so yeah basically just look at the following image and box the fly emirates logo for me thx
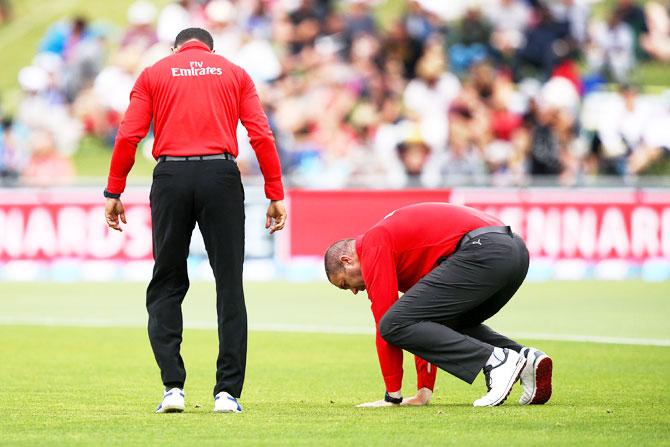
[171,60,222,77]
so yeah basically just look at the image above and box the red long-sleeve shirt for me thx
[355,202,503,392]
[106,40,284,200]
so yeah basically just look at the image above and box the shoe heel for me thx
[531,356,553,405]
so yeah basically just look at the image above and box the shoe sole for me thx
[156,406,184,414]
[488,357,527,407]
[529,355,553,405]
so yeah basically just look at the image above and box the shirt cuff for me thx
[264,179,284,201]
[106,176,127,195]
[383,372,403,393]
[417,370,436,391]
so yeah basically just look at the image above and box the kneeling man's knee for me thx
[379,312,401,343]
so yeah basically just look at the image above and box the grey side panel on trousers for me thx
[378,232,529,384]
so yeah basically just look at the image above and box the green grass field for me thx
[1,280,669,445]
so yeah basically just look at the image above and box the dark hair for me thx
[174,27,214,50]
[72,16,88,34]
[324,239,354,280]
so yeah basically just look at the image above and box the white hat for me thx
[540,77,580,112]
[127,0,157,25]
[32,52,63,74]
[206,0,236,24]
[18,65,49,92]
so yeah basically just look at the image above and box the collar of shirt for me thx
[177,40,211,53]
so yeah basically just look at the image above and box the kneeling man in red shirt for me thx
[325,202,553,407]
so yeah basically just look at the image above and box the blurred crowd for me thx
[1,0,670,188]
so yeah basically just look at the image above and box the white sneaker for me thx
[473,348,526,407]
[214,391,242,413]
[155,388,185,413]
[519,347,553,405]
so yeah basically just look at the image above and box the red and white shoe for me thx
[519,348,553,405]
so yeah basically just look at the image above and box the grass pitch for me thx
[1,280,669,446]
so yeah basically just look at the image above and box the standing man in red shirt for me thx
[104,28,287,414]
[325,202,552,407]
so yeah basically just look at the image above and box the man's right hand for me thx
[356,390,402,408]
[356,399,397,408]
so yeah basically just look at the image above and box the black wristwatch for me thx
[384,391,403,405]
[103,189,121,199]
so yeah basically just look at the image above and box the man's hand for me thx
[356,390,402,408]
[401,387,433,406]
[105,198,126,232]
[356,399,397,408]
[265,199,287,234]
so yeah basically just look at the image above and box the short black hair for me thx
[174,27,214,50]
[324,239,354,280]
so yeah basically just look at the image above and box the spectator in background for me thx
[383,19,422,79]
[343,0,376,51]
[236,31,282,85]
[39,15,105,102]
[289,0,323,55]
[16,65,82,157]
[120,0,158,52]
[206,0,241,57]
[486,0,531,63]
[549,0,590,47]
[403,46,460,153]
[447,7,492,73]
[405,0,438,46]
[640,1,670,62]
[40,16,92,59]
[551,48,584,95]
[75,51,137,143]
[244,0,273,40]
[22,128,75,186]
[0,117,25,185]
[488,76,523,143]
[616,0,648,57]
[629,93,670,174]
[396,129,433,187]
[448,73,492,153]
[593,83,651,175]
[440,123,487,186]
[157,0,198,44]
[32,52,66,106]
[587,10,635,82]
[514,4,570,81]
[520,77,581,184]
[373,96,407,185]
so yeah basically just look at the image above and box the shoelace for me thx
[483,365,492,392]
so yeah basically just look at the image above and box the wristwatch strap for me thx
[103,189,121,199]
[384,391,402,405]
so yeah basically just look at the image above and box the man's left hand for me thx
[401,387,432,406]
[105,198,126,232]
[266,199,287,234]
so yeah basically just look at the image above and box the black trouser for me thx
[146,159,246,398]
[378,231,529,384]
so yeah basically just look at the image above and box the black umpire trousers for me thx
[146,159,246,398]
[378,231,529,384]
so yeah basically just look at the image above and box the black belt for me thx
[158,153,236,162]
[457,225,512,250]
